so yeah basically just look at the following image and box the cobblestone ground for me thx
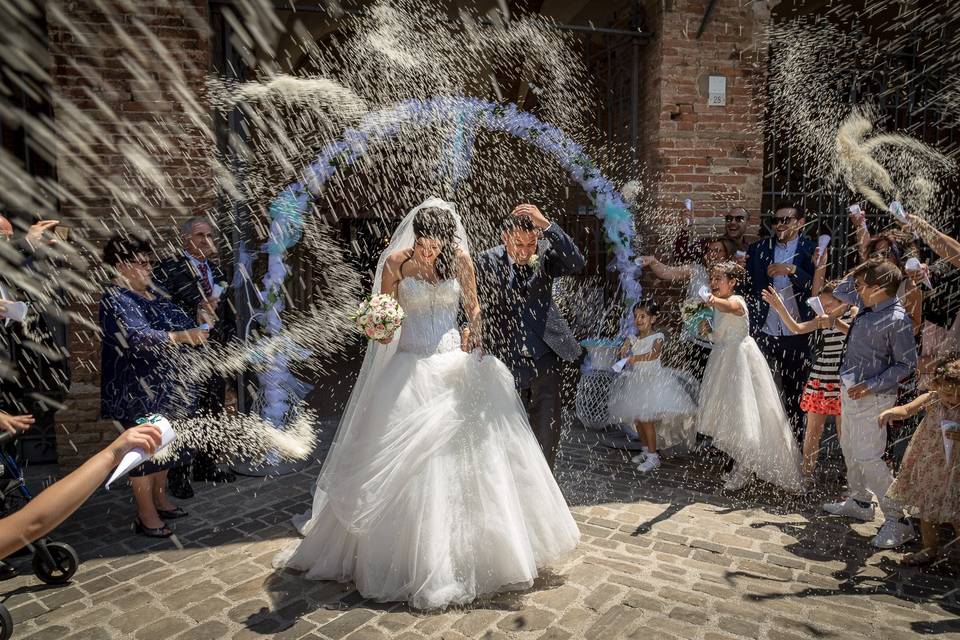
[6,420,960,640]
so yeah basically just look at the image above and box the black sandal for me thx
[133,518,172,538]
[156,506,189,520]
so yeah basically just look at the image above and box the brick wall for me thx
[642,0,769,240]
[629,0,770,324]
[45,0,213,471]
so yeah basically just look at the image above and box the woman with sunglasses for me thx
[99,233,208,538]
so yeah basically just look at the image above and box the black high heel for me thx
[156,506,188,520]
[132,518,172,538]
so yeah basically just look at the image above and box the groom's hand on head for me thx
[512,204,550,231]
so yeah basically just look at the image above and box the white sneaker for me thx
[822,498,876,522]
[630,447,651,465]
[722,465,751,491]
[637,453,661,473]
[872,518,916,549]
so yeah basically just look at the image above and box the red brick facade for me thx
[45,0,213,470]
[641,0,769,232]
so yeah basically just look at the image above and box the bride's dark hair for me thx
[412,206,459,281]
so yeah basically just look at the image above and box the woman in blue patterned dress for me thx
[99,234,209,538]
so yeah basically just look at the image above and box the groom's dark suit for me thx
[475,222,585,470]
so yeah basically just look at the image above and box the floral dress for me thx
[888,398,960,523]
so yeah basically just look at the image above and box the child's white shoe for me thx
[637,453,660,473]
[630,446,651,465]
[822,498,875,522]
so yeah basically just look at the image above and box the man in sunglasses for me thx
[746,202,817,438]
[674,206,749,264]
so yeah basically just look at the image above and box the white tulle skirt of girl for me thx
[608,361,698,449]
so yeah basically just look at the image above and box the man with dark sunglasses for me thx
[745,202,817,439]
[673,206,749,263]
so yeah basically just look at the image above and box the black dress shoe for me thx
[168,477,195,500]
[0,560,18,580]
[194,467,236,483]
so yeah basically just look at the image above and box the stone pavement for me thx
[5,421,960,640]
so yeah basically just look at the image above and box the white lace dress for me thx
[697,296,803,491]
[273,278,580,609]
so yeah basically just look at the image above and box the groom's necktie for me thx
[513,264,533,296]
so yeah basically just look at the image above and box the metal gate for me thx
[762,20,960,278]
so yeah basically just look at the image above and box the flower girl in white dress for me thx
[608,298,697,473]
[698,261,803,491]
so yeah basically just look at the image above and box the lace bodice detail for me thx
[397,278,462,355]
[711,296,750,347]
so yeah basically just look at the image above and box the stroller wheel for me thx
[0,602,12,640]
[33,542,79,584]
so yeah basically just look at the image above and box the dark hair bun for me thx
[103,233,152,267]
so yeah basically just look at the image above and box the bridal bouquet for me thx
[680,301,714,340]
[351,294,405,341]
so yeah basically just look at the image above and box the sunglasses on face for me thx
[725,215,745,223]
[772,216,796,225]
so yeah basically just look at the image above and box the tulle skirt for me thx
[697,337,803,491]
[608,362,698,449]
[273,349,580,610]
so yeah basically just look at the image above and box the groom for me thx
[474,204,585,470]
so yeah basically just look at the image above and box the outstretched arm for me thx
[706,294,746,316]
[760,286,820,334]
[457,251,483,351]
[811,247,829,296]
[640,256,693,282]
[0,424,162,559]
[908,214,960,268]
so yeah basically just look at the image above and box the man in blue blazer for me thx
[475,204,586,471]
[745,202,816,438]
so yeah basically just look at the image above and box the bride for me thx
[273,197,580,609]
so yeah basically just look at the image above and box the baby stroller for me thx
[0,430,79,640]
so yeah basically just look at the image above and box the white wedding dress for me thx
[273,277,580,609]
[697,295,803,491]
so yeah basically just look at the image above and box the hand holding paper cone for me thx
[807,296,826,317]
[0,301,27,323]
[105,415,176,488]
[816,235,830,266]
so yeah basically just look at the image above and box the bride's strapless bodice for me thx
[397,278,462,355]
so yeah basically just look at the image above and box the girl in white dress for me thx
[273,199,580,609]
[608,299,697,472]
[698,261,803,492]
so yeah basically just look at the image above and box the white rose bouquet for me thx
[351,294,405,342]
